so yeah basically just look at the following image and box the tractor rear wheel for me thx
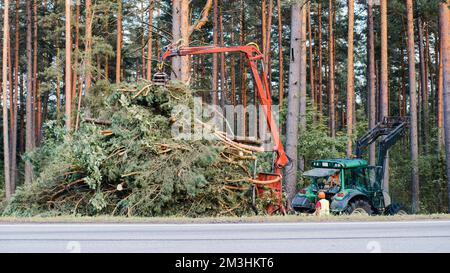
[385,203,408,215]
[345,199,373,216]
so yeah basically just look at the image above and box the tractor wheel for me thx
[385,203,409,215]
[345,199,373,216]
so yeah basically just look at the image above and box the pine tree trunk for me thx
[65,0,72,131]
[346,0,355,157]
[146,0,153,81]
[2,0,12,199]
[56,48,61,119]
[230,17,236,107]
[25,0,35,184]
[328,0,335,137]
[10,0,20,191]
[439,0,450,213]
[116,0,122,83]
[277,0,283,107]
[368,0,376,165]
[239,0,246,134]
[285,3,305,208]
[438,31,444,151]
[85,0,93,92]
[318,3,323,116]
[308,2,315,109]
[19,73,25,155]
[380,0,390,198]
[219,8,227,108]
[212,0,218,105]
[179,0,189,82]
[418,17,430,154]
[406,0,420,214]
[32,0,38,139]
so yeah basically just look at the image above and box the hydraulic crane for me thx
[154,42,289,213]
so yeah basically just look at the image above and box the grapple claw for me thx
[153,72,169,86]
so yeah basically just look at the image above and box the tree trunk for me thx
[346,0,355,157]
[308,2,315,109]
[219,8,227,108]
[2,0,12,200]
[239,0,246,134]
[230,17,236,107]
[65,0,72,131]
[19,73,25,155]
[418,17,430,154]
[146,0,154,81]
[32,0,38,138]
[406,0,420,214]
[85,0,93,92]
[438,30,444,151]
[380,0,389,121]
[328,0,335,137]
[56,47,61,119]
[439,0,450,213]
[380,0,390,198]
[179,0,189,82]
[10,0,20,190]
[285,3,305,208]
[116,0,122,83]
[72,0,80,102]
[318,2,323,116]
[25,0,35,184]
[368,0,376,165]
[212,0,218,105]
[277,0,283,107]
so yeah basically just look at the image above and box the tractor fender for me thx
[330,189,369,213]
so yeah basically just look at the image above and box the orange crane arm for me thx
[159,44,288,174]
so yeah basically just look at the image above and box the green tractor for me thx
[291,117,409,215]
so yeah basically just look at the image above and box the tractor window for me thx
[344,168,369,190]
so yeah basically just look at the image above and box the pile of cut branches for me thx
[3,82,263,217]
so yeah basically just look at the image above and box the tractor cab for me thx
[291,159,385,214]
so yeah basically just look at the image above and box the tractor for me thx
[291,117,410,215]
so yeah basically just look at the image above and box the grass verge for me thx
[0,213,449,224]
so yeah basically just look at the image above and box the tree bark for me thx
[25,0,35,184]
[2,0,12,199]
[146,0,154,81]
[439,0,450,213]
[277,0,283,107]
[380,0,390,197]
[285,3,306,208]
[11,0,20,190]
[438,30,444,151]
[418,17,429,154]
[346,0,355,157]
[65,0,72,131]
[318,2,323,115]
[308,2,315,109]
[116,0,123,83]
[212,0,218,105]
[179,0,190,82]
[368,0,376,165]
[85,0,93,92]
[328,0,335,137]
[406,0,420,214]
[219,7,227,108]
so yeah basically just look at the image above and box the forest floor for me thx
[0,214,449,224]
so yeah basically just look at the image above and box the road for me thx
[0,220,449,253]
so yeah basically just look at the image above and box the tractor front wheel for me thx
[345,199,373,216]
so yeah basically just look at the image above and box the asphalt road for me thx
[0,220,449,253]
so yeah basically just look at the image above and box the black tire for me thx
[345,199,373,215]
[385,203,409,215]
